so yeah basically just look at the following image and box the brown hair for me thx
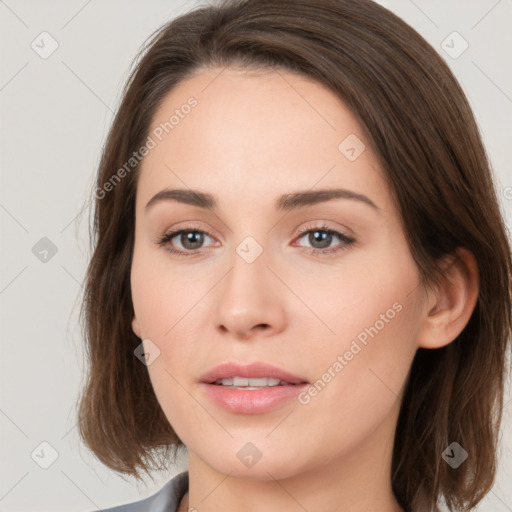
[76,0,512,510]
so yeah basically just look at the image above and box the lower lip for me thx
[201,383,308,414]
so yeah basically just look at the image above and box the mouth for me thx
[199,362,309,414]
[211,377,301,389]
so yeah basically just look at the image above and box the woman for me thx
[77,0,512,511]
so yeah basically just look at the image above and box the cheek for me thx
[130,242,206,339]
[288,245,421,358]
[130,248,212,424]
[292,250,422,434]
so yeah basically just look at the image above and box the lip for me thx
[200,361,308,385]
[199,362,309,415]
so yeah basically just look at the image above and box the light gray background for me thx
[0,1,511,511]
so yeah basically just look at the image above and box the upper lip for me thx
[200,362,308,384]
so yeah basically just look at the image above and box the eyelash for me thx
[156,223,356,258]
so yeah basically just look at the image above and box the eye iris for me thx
[309,230,332,249]
[182,231,204,250]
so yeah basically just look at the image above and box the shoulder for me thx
[98,471,189,512]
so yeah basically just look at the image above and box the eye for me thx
[156,225,216,257]
[293,223,355,255]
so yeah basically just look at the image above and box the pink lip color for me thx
[199,361,309,414]
[201,382,309,414]
[200,361,307,384]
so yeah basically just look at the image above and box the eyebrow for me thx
[145,188,380,212]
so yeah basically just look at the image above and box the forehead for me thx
[136,66,389,212]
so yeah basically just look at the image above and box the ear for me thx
[417,248,479,349]
[132,315,142,339]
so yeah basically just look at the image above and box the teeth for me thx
[215,377,289,387]
[234,377,249,386]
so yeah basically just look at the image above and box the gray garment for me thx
[98,471,188,512]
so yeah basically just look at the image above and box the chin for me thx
[197,444,311,481]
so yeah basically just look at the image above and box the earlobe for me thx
[132,316,141,338]
[417,248,479,349]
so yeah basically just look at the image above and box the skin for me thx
[130,66,479,512]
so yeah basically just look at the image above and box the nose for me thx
[214,244,287,341]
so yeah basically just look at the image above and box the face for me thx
[130,66,427,480]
